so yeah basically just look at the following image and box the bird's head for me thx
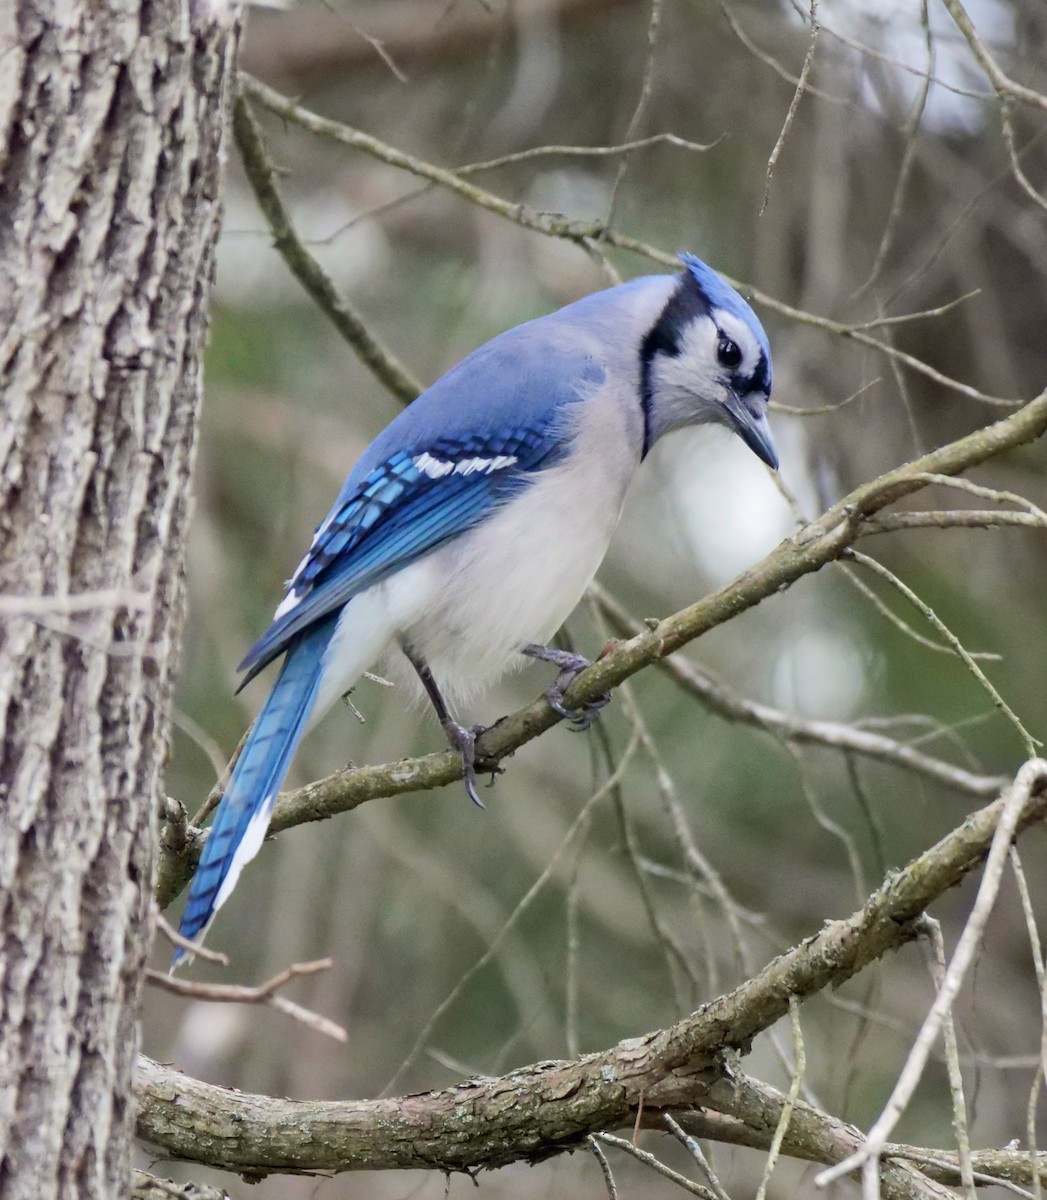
[640,253,777,469]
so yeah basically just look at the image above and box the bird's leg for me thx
[521,643,612,732]
[402,644,486,808]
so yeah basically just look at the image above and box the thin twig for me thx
[938,0,1047,114]
[755,996,806,1200]
[0,587,150,616]
[663,1114,734,1200]
[852,0,933,299]
[240,71,1027,408]
[590,1135,620,1199]
[232,88,422,404]
[590,583,1007,798]
[761,0,819,214]
[850,550,1041,756]
[146,957,346,1042]
[816,759,1047,1195]
[605,0,663,227]
[858,510,1046,535]
[922,918,976,1200]
[155,913,229,966]
[771,377,881,416]
[1001,101,1047,215]
[457,131,722,175]
[717,0,844,106]
[595,1132,718,1199]
[904,473,1047,525]
[849,292,981,331]
[841,557,1001,661]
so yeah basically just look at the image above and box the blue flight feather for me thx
[174,614,338,959]
[237,346,605,686]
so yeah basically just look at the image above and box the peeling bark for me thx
[0,3,237,1196]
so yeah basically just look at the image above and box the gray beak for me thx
[723,392,779,470]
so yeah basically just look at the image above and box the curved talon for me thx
[523,643,613,731]
[443,721,487,809]
[548,674,611,732]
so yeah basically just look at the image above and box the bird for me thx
[174,252,777,962]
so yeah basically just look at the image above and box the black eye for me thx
[717,336,742,369]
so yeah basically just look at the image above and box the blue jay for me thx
[175,253,776,960]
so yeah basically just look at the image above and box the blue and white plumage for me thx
[175,253,777,961]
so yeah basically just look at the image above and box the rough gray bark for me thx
[0,3,238,1196]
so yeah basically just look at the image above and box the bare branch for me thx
[456,132,723,175]
[232,89,422,404]
[755,996,806,1200]
[156,392,1047,911]
[137,761,1047,1175]
[662,1114,733,1200]
[239,72,1026,407]
[589,1136,620,1199]
[938,0,1047,114]
[857,510,1046,535]
[816,759,1047,1194]
[850,550,1040,756]
[131,1171,228,1200]
[604,0,664,226]
[761,0,819,214]
[0,587,150,616]
[146,958,347,1043]
[590,584,1007,798]
[594,1132,718,1199]
[154,913,229,966]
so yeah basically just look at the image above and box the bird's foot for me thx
[521,644,613,732]
[443,720,489,808]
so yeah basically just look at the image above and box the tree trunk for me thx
[0,3,237,1196]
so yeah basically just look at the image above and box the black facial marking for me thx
[747,351,770,396]
[641,271,711,363]
[638,271,710,457]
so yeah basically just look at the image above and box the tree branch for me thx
[157,390,1047,909]
[683,1072,1047,1196]
[137,760,1047,1176]
[590,583,1008,799]
[238,72,1026,409]
[146,958,346,1043]
[131,1170,228,1200]
[231,88,422,404]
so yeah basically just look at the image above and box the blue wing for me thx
[239,422,566,686]
[237,322,607,686]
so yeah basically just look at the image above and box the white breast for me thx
[395,377,644,704]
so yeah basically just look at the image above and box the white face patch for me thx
[656,315,725,410]
[413,451,518,479]
[647,307,768,443]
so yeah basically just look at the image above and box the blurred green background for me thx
[143,1,1047,1195]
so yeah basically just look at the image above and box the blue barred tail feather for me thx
[173,615,338,966]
